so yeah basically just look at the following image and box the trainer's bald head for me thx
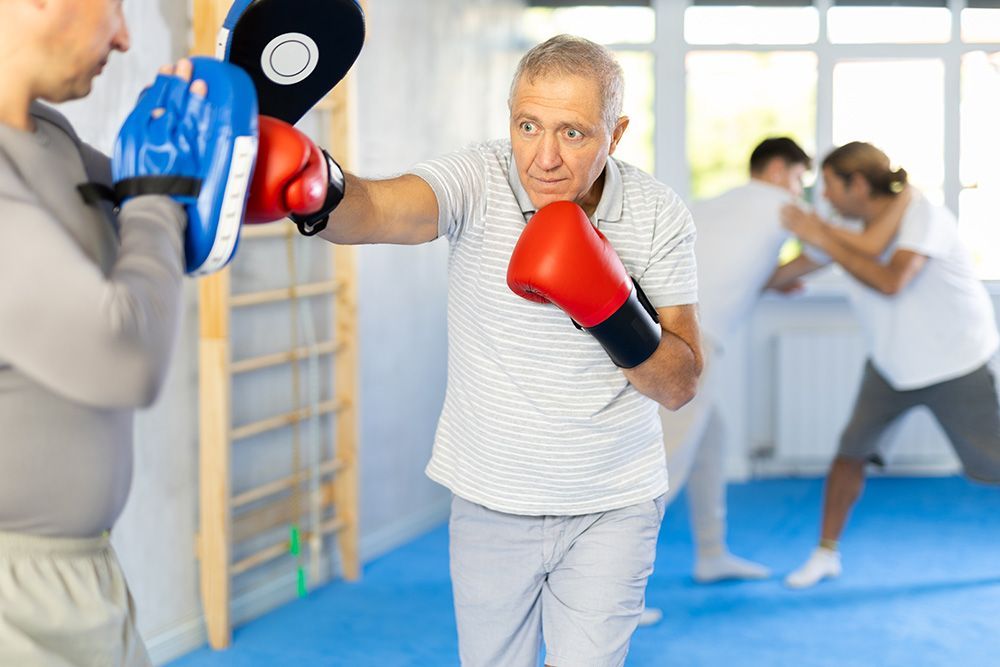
[0,0,129,127]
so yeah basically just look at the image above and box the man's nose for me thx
[534,133,562,170]
[113,10,131,52]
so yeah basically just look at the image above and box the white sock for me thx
[694,551,771,583]
[784,547,842,589]
[637,607,663,627]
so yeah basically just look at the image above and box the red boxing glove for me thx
[507,201,661,368]
[245,115,329,224]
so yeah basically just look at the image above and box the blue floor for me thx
[170,476,1000,666]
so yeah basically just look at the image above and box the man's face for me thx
[37,0,130,102]
[509,72,627,211]
[821,166,864,219]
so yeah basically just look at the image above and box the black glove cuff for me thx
[584,278,661,369]
[289,149,345,236]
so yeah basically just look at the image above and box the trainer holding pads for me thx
[0,1,255,664]
[279,34,702,665]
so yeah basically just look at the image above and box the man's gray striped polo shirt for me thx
[411,139,697,516]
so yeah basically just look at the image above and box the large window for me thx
[960,50,1000,279]
[831,59,945,204]
[687,51,817,199]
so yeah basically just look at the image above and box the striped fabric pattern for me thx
[411,139,697,515]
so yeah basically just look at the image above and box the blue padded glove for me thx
[112,56,259,275]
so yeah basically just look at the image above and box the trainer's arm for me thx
[622,304,703,411]
[0,193,185,408]
[318,173,439,245]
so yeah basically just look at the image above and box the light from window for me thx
[959,51,1000,279]
[962,8,1000,43]
[959,190,1000,280]
[523,6,654,45]
[684,6,818,45]
[686,52,817,200]
[827,7,951,44]
[613,51,655,175]
[832,60,944,204]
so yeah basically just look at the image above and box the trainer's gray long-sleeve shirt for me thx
[0,104,185,538]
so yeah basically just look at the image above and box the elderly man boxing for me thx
[244,33,702,666]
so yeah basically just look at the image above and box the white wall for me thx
[54,0,520,663]
[351,0,521,557]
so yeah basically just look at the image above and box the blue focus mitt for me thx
[112,57,259,275]
[217,0,365,125]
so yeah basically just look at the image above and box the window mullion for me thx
[654,0,689,197]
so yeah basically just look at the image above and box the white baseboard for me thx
[359,496,451,562]
[146,498,450,665]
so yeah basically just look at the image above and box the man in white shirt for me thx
[666,138,812,583]
[638,138,810,627]
[775,141,1000,589]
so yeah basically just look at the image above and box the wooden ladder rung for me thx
[231,399,347,442]
[230,280,343,308]
[230,517,348,577]
[231,341,344,375]
[231,541,288,576]
[232,459,346,509]
[241,221,296,239]
[232,482,338,543]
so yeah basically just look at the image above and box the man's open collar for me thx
[508,156,624,224]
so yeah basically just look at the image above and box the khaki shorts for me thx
[0,531,151,667]
[449,494,666,667]
[839,361,1000,483]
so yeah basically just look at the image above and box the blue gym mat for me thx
[169,476,1000,666]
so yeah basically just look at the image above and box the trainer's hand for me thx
[113,57,259,275]
[150,59,207,118]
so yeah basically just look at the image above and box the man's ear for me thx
[609,116,629,155]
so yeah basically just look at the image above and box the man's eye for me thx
[521,122,536,133]
[566,129,582,140]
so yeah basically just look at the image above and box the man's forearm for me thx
[816,231,900,294]
[765,254,822,290]
[622,331,702,411]
[316,173,440,246]
[317,173,380,245]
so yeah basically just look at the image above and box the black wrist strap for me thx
[289,149,345,236]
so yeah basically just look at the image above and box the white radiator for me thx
[769,329,961,475]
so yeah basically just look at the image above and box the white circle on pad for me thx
[261,33,319,85]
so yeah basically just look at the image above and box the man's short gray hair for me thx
[509,34,624,131]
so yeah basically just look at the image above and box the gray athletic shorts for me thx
[449,494,665,667]
[0,530,151,667]
[839,361,1000,483]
